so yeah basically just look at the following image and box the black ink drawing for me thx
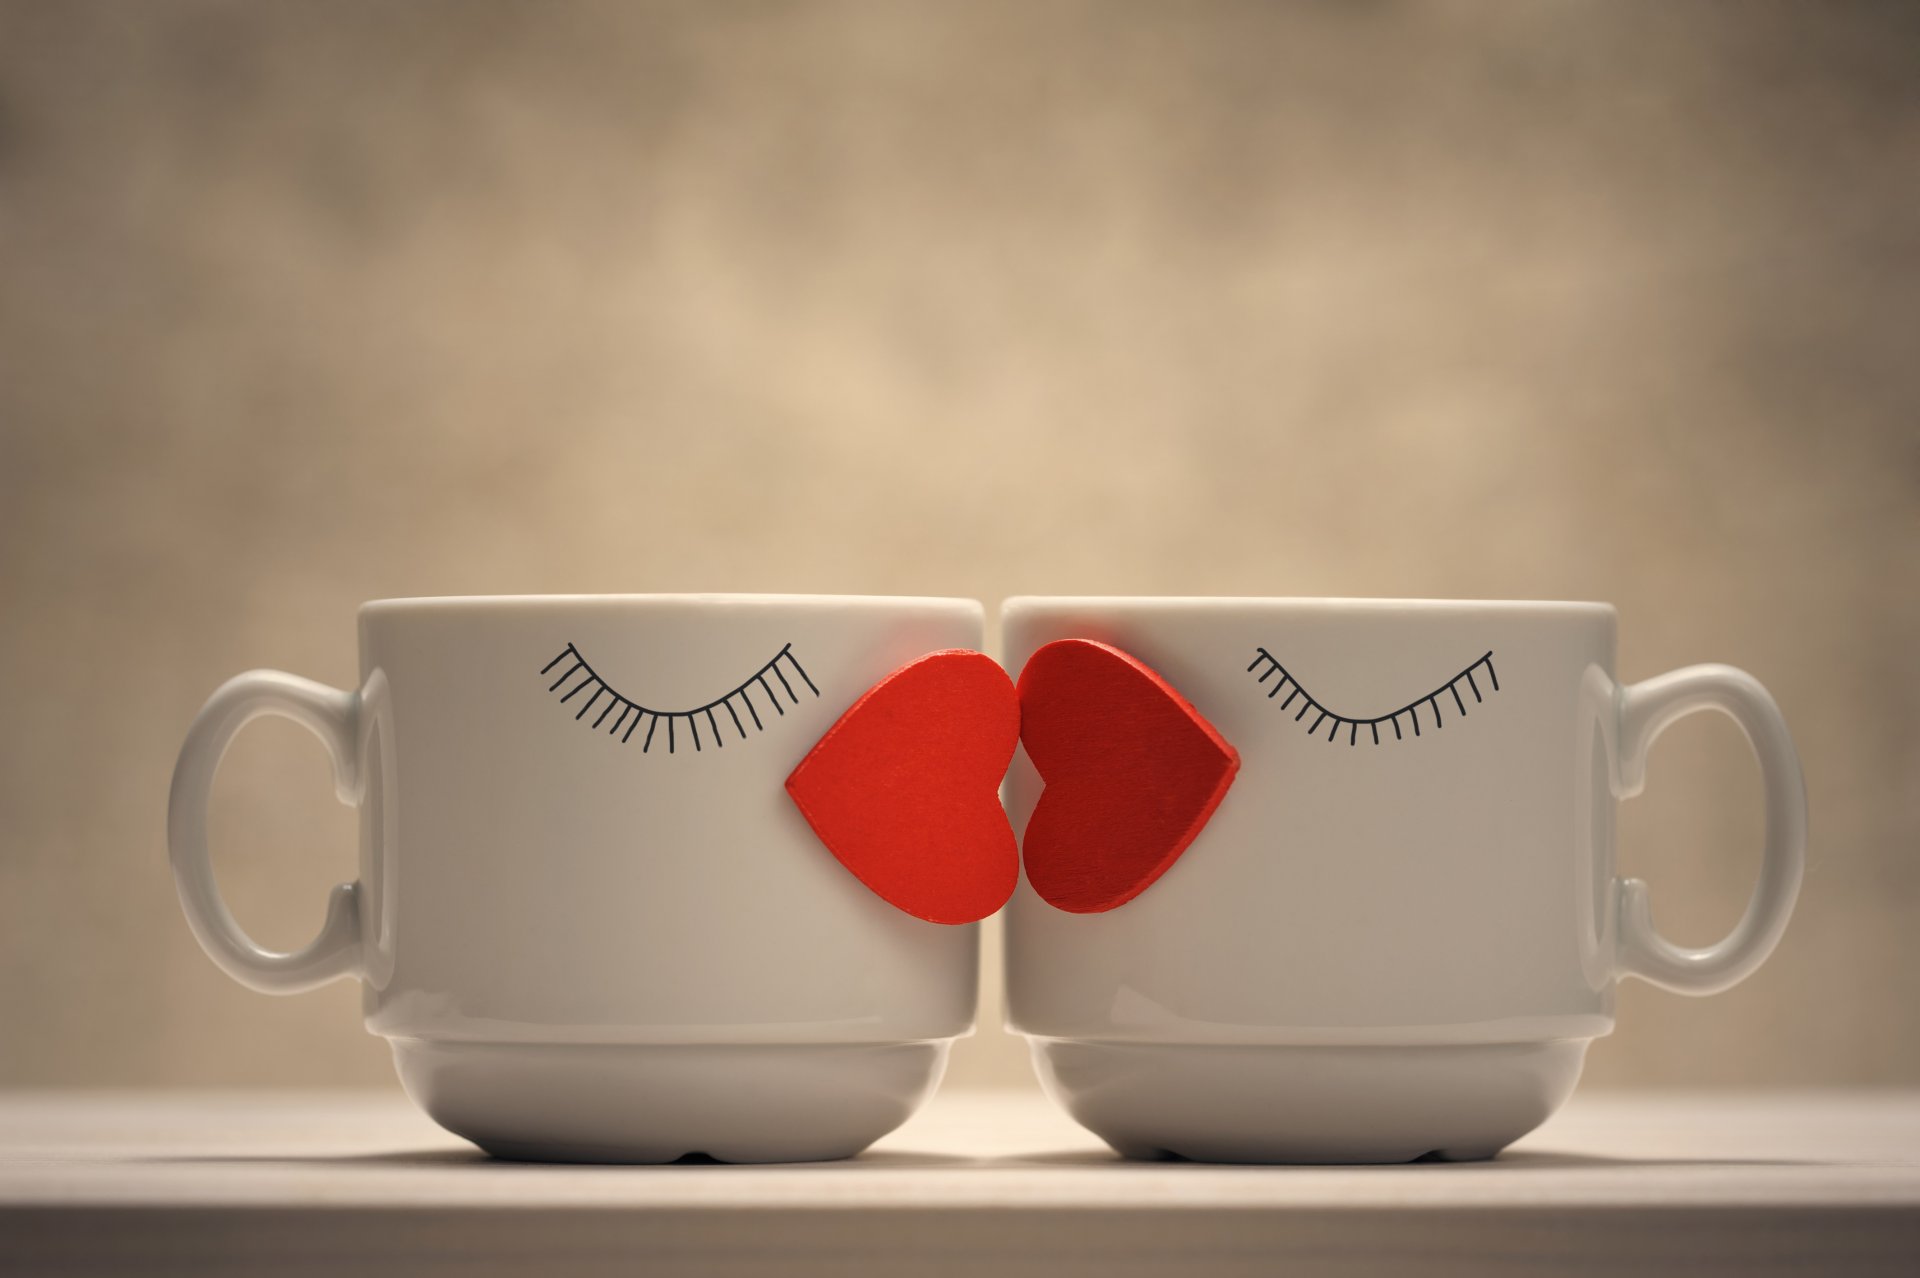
[540,643,819,753]
[1246,648,1499,745]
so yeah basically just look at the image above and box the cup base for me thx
[1027,1037,1588,1164]
[390,1038,952,1163]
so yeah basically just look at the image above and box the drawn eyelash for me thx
[1245,648,1500,746]
[538,642,820,753]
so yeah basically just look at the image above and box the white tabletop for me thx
[2,1088,1916,1276]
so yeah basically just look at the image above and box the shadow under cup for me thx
[1000,597,1804,1164]
[169,595,985,1163]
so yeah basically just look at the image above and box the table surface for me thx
[3,1088,1917,1276]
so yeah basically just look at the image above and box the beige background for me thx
[1,1,1914,1092]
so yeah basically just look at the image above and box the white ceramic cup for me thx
[169,594,984,1162]
[1002,597,1806,1163]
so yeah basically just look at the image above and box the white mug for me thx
[1002,597,1806,1163]
[169,594,985,1162]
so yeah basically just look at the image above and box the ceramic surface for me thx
[1002,597,1805,1162]
[169,594,983,1162]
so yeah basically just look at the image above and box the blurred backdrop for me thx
[2,0,1915,1090]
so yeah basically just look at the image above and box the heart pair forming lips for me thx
[785,640,1239,924]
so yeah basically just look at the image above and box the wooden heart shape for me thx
[1017,639,1239,913]
[786,649,1019,925]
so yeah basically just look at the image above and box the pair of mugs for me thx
[169,594,1804,1164]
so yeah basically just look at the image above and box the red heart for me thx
[1018,639,1240,913]
[786,650,1019,925]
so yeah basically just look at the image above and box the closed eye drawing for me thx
[540,642,819,754]
[1246,647,1499,745]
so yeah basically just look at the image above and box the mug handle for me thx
[167,670,365,993]
[1613,664,1806,995]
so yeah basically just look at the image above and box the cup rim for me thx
[359,593,983,617]
[1002,595,1616,616]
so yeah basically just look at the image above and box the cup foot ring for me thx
[391,1038,951,1164]
[1028,1038,1589,1165]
